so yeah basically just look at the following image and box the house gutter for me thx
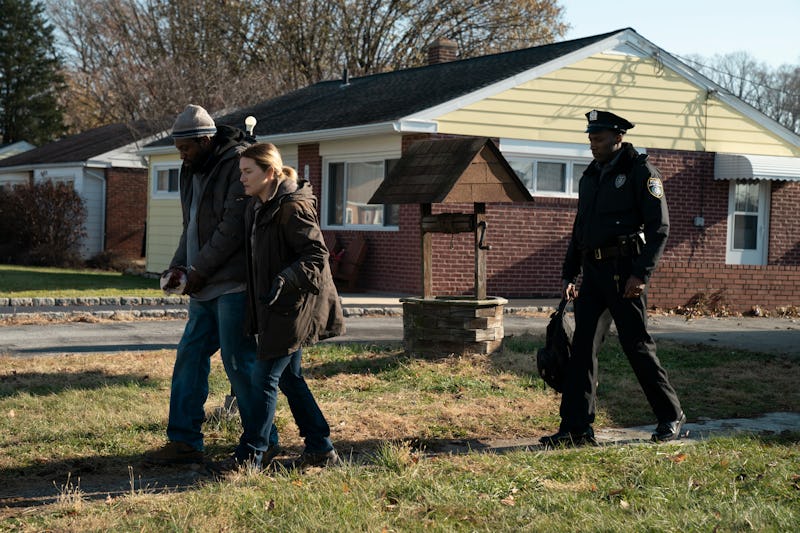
[85,168,107,255]
[0,161,113,173]
[138,120,439,157]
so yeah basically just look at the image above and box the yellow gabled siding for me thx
[146,198,182,272]
[146,152,182,273]
[436,53,799,157]
[704,100,797,155]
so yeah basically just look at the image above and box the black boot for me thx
[540,426,598,447]
[651,412,686,442]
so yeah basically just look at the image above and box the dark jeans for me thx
[560,258,682,430]
[237,348,333,459]
[167,292,278,451]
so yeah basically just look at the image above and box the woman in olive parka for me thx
[235,142,344,469]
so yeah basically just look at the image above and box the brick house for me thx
[142,29,800,313]
[0,121,165,260]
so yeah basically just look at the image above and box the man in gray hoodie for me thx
[146,105,278,465]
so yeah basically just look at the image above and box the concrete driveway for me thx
[2,314,799,358]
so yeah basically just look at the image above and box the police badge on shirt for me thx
[647,177,664,198]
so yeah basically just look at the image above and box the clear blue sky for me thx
[560,0,800,68]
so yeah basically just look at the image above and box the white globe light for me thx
[244,115,257,135]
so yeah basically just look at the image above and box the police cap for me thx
[585,109,635,134]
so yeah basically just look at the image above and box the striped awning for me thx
[715,153,800,181]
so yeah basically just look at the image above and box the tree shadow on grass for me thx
[0,370,160,399]
[4,428,799,513]
[0,453,213,509]
[0,434,649,509]
[0,438,542,510]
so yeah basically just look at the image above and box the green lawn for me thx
[0,264,161,298]
[1,341,798,530]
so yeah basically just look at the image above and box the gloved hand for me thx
[261,276,286,307]
[183,267,207,295]
[623,275,646,299]
[260,268,303,307]
[161,266,187,290]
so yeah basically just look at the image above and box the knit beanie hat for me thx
[171,104,217,139]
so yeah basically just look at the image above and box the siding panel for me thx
[146,197,182,272]
[436,53,798,157]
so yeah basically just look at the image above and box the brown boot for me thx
[145,441,204,465]
[290,449,341,469]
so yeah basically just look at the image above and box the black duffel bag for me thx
[536,299,573,392]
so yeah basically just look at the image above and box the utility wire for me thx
[673,53,800,100]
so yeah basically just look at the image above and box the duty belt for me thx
[590,246,629,260]
[587,235,641,261]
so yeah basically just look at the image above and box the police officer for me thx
[540,110,685,447]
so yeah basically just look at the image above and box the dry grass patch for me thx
[284,347,559,448]
[2,339,800,531]
[0,314,178,326]
[539,478,598,493]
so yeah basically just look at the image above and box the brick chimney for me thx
[427,37,458,65]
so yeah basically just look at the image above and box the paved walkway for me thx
[432,411,800,455]
[2,292,799,357]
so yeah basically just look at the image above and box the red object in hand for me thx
[159,268,187,294]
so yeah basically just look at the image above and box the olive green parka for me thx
[244,179,345,358]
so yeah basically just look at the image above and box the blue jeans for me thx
[238,348,332,459]
[167,291,278,451]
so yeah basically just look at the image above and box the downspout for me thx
[85,168,107,255]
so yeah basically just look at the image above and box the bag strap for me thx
[556,298,568,315]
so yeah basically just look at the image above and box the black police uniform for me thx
[557,112,683,435]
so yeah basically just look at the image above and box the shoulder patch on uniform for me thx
[647,177,664,199]
[615,174,626,188]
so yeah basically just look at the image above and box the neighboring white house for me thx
[0,122,167,259]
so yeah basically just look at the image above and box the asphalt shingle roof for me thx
[148,29,625,147]
[0,120,165,167]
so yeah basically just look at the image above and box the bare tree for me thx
[48,0,567,133]
[312,0,568,78]
[247,0,567,88]
[49,0,276,130]
[244,0,341,90]
[686,52,800,134]
[762,65,800,134]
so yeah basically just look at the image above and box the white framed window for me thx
[505,156,589,196]
[0,177,28,190]
[499,139,594,198]
[152,164,180,197]
[323,158,399,230]
[36,169,78,188]
[45,176,75,187]
[726,180,770,265]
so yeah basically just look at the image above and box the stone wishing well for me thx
[369,137,533,355]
